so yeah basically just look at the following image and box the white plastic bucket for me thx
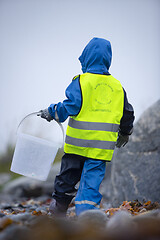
[11,112,64,181]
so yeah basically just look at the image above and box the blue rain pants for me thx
[52,153,106,216]
[75,158,106,215]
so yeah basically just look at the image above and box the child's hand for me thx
[37,109,53,122]
[116,132,129,148]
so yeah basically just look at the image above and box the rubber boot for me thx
[49,199,68,217]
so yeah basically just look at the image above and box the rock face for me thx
[101,100,160,207]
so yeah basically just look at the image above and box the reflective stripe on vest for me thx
[64,73,124,161]
[68,118,119,132]
[65,135,116,150]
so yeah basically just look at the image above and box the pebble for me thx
[106,210,134,234]
[8,213,35,223]
[0,203,13,209]
[35,206,48,212]
[0,224,30,240]
[78,209,108,229]
[40,210,48,215]
[27,205,38,210]
[0,213,5,218]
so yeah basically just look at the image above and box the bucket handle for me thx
[17,111,65,147]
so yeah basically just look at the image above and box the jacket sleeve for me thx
[48,76,82,122]
[119,88,135,135]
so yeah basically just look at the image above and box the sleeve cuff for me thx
[48,104,57,119]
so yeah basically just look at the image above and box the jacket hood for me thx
[79,37,112,74]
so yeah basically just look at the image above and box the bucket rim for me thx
[17,111,65,147]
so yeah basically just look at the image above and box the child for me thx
[39,37,135,216]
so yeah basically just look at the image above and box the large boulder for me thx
[101,100,160,207]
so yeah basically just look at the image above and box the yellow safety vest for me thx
[64,72,124,161]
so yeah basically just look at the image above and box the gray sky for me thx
[0,0,160,153]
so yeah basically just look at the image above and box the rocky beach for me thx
[0,100,160,240]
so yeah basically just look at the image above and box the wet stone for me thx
[14,203,26,208]
[0,203,13,210]
[0,224,30,240]
[106,210,135,238]
[26,205,37,210]
[0,213,5,218]
[78,209,108,229]
[8,213,36,223]
[35,206,48,212]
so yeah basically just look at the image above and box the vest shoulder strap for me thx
[72,75,80,81]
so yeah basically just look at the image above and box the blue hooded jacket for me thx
[48,37,134,135]
[79,37,112,74]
